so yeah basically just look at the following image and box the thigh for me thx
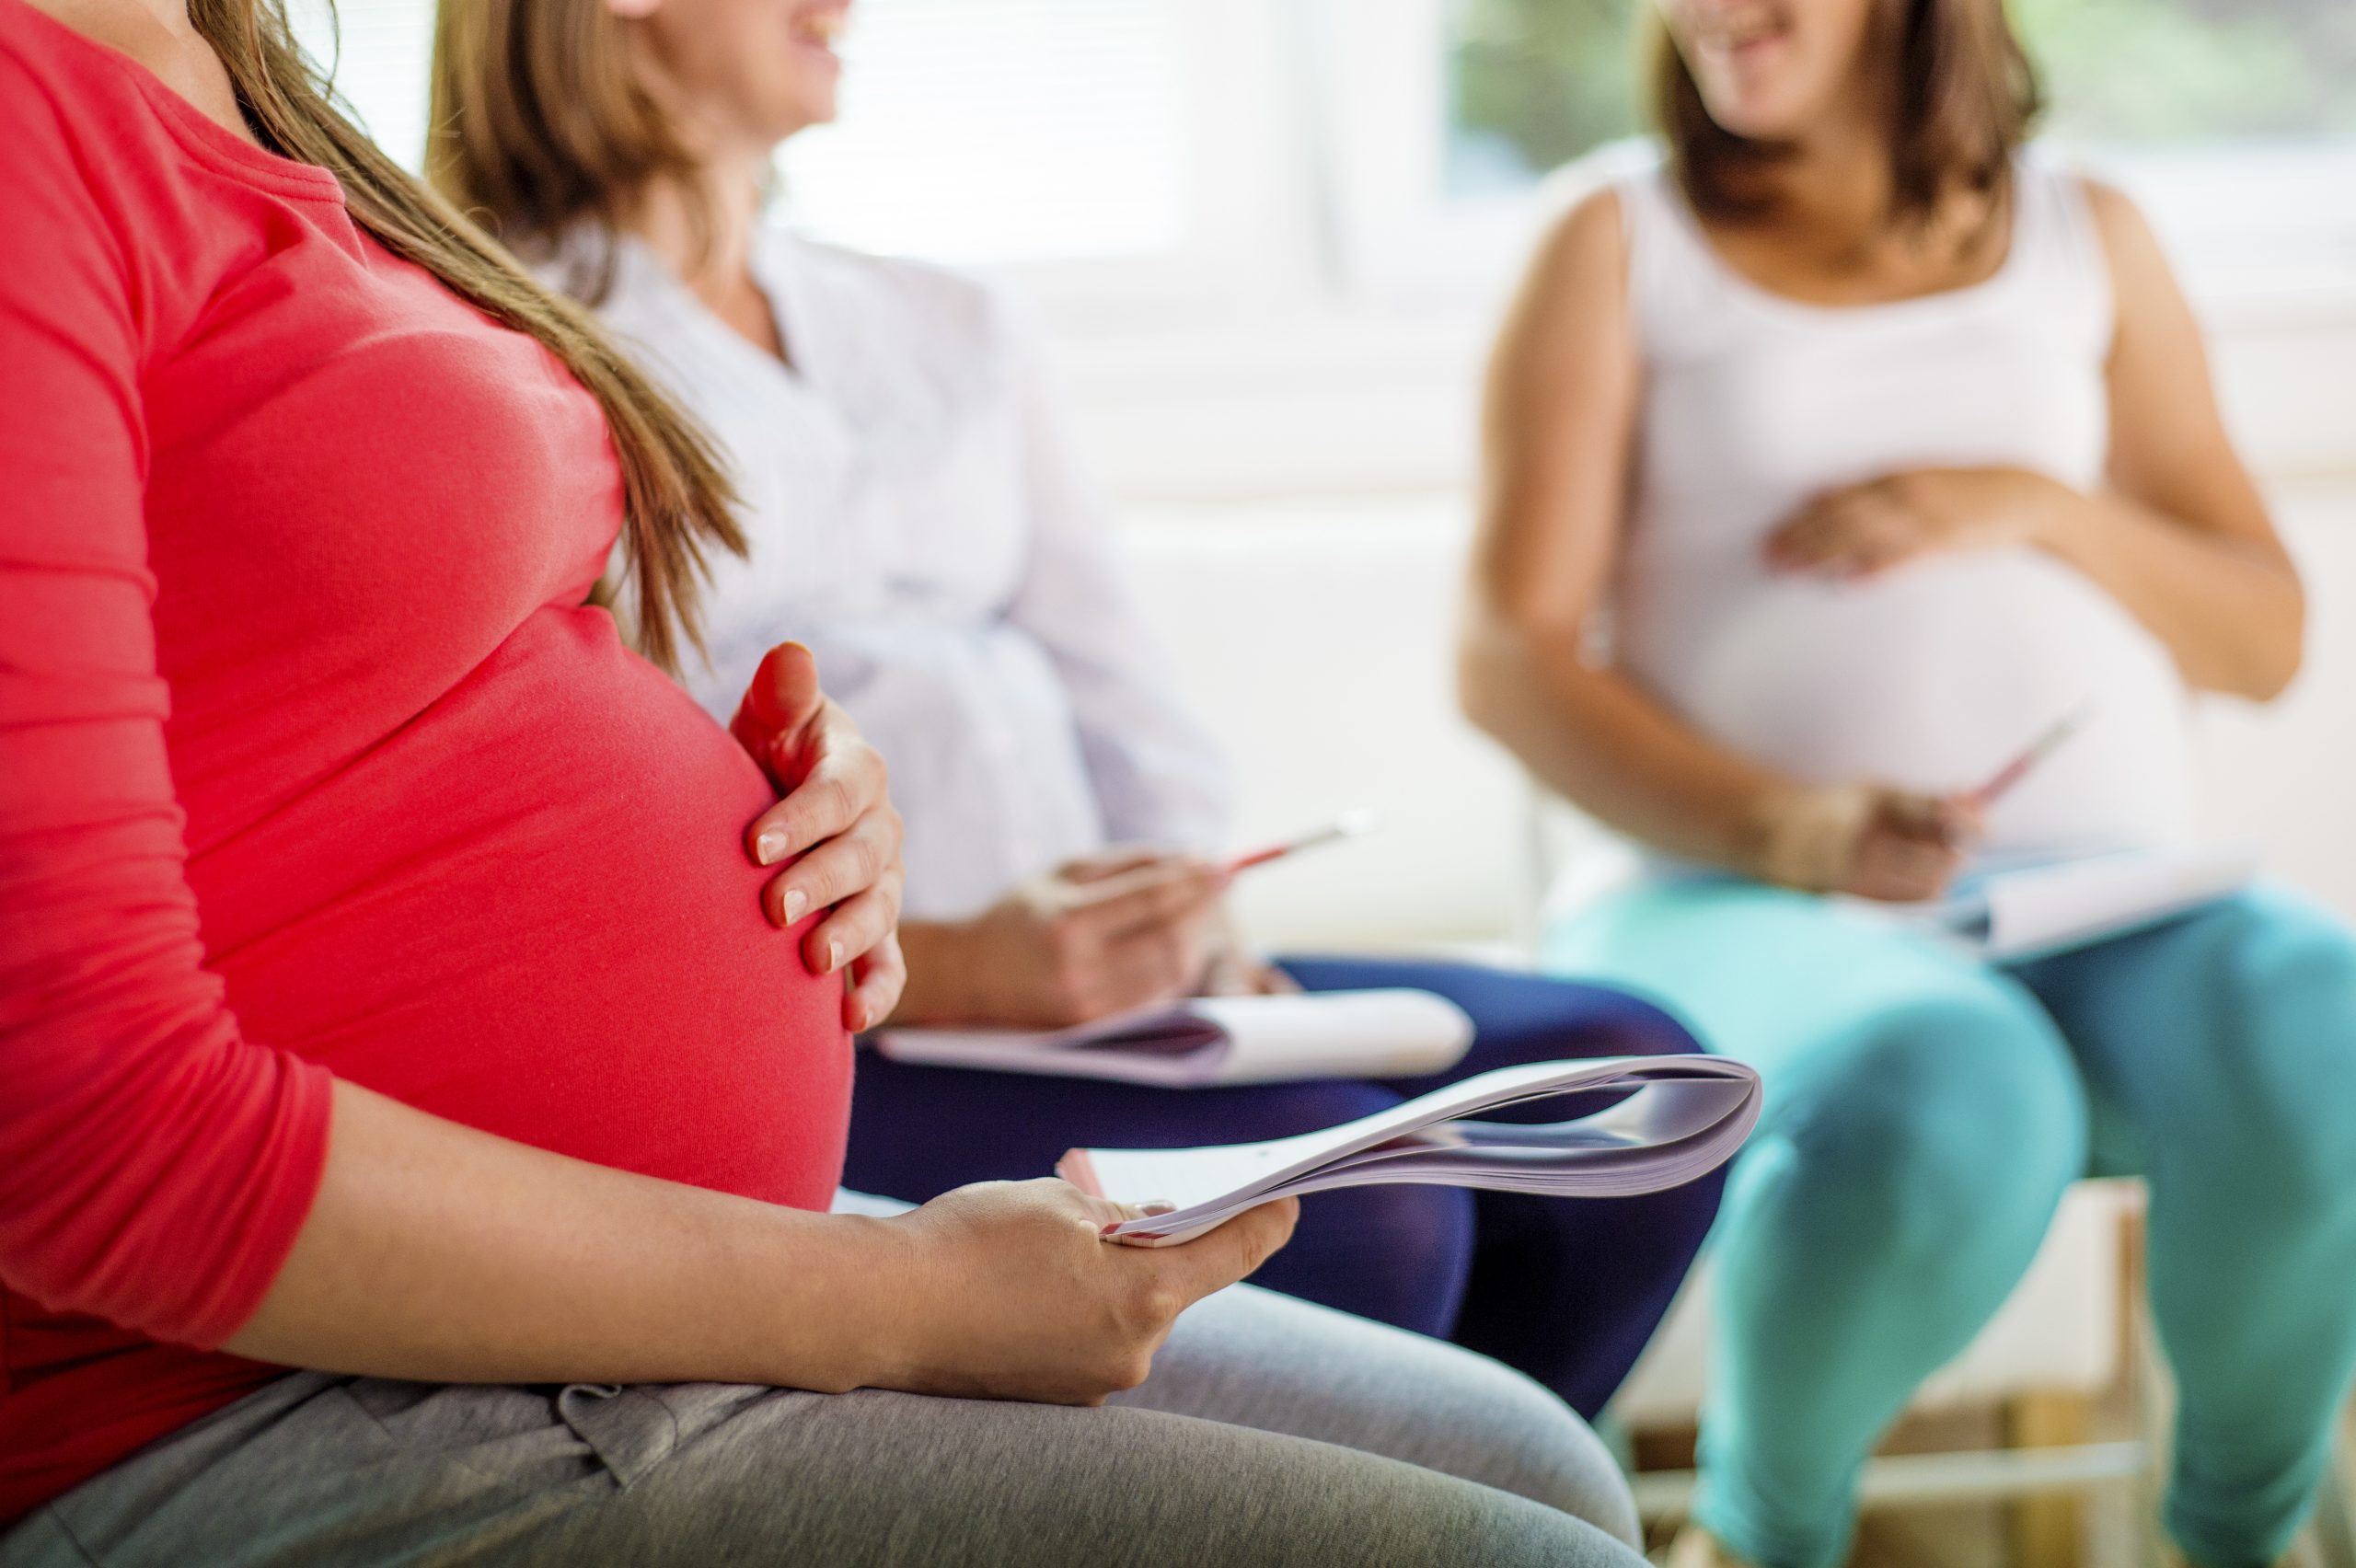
[17,1365,1643,1568]
[842,1050,1408,1203]
[2016,883,2356,1180]
[1543,878,2049,1114]
[1275,955,1704,1089]
[850,952,1706,1200]
[1120,1283,1640,1546]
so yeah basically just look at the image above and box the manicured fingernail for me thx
[755,831,786,867]
[826,939,843,974]
[1140,1200,1176,1216]
[782,889,808,924]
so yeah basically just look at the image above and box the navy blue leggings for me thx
[844,957,1726,1418]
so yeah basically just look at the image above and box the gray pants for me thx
[4,1286,1645,1567]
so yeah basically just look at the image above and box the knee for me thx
[2193,896,2356,1211]
[1264,1182,1476,1335]
[2204,891,2356,1027]
[1431,1358,1644,1549]
[1348,1182,1478,1281]
[1589,989,1709,1061]
[1782,996,2085,1264]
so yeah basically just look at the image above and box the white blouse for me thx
[580,229,1234,920]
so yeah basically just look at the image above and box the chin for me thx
[1692,81,1817,143]
[765,85,839,137]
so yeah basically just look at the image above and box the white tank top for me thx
[1612,152,2195,855]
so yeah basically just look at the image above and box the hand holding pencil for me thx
[1752,784,1980,903]
[1962,704,2090,813]
[1753,705,2088,902]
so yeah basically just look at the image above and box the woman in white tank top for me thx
[1461,2,2356,1565]
[1616,149,2193,853]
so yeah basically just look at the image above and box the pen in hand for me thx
[1964,703,2092,813]
[1221,809,1380,879]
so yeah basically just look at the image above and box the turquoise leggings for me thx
[1547,880,2356,1568]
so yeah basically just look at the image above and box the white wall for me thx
[1122,499,1537,952]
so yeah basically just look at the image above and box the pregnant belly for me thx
[185,609,852,1210]
[1632,550,2196,853]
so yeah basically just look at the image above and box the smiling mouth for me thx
[1693,13,1784,52]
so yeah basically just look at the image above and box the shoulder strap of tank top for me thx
[2011,147,2119,360]
[1615,158,1720,347]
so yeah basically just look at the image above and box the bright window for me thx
[289,0,437,171]
[281,0,2355,404]
[287,0,1195,267]
[1449,0,2356,187]
[780,0,1187,265]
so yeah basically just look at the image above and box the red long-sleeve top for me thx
[0,0,852,1522]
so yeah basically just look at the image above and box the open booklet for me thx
[870,989,1476,1088]
[1875,842,2258,963]
[1058,1055,1761,1245]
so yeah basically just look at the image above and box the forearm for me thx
[2036,486,2303,698]
[225,1078,918,1392]
[1460,617,1794,873]
[890,919,987,1026]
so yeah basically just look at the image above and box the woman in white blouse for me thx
[428,0,1722,1417]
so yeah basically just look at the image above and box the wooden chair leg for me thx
[2009,1392,2093,1568]
[2313,1396,2356,1568]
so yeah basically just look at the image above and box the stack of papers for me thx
[871,990,1475,1087]
[1883,843,2258,962]
[1059,1055,1761,1244]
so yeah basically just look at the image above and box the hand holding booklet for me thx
[1058,1055,1762,1245]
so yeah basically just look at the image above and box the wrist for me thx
[889,920,978,1026]
[751,1208,924,1393]
[1740,782,1871,892]
[2014,468,2083,557]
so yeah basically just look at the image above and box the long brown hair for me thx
[423,0,698,303]
[185,0,740,672]
[1650,0,2043,230]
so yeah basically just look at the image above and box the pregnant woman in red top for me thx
[0,0,1649,1562]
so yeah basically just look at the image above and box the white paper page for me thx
[875,999,1208,1055]
[1093,1084,1759,1241]
[1981,844,2258,959]
[1183,991,1472,1083]
[868,1001,1228,1086]
[1060,1057,1761,1242]
[870,990,1474,1087]
[1063,1057,1701,1209]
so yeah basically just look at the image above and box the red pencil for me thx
[1223,810,1380,877]
[1965,706,2090,811]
